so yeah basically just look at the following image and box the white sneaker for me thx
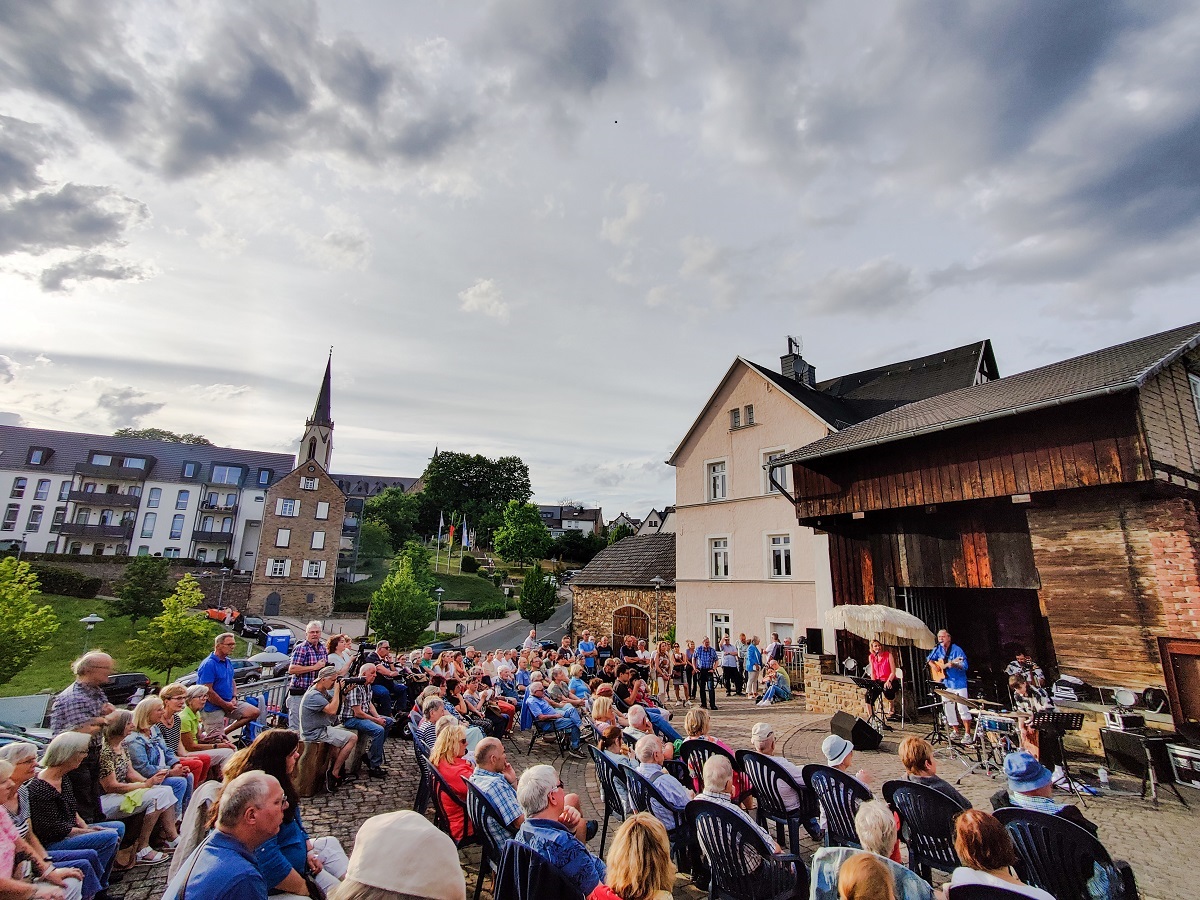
[757,700,771,707]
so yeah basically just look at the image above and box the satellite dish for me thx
[1113,688,1138,708]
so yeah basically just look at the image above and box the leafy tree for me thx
[113,428,212,444]
[518,568,558,628]
[109,556,173,627]
[607,523,635,546]
[363,487,422,550]
[549,530,606,565]
[418,452,532,544]
[0,558,61,686]
[493,501,551,566]
[357,521,393,560]
[369,556,435,649]
[396,540,437,596]
[125,575,215,680]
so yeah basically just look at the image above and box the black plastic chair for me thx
[410,731,431,814]
[585,744,629,854]
[801,764,871,849]
[466,782,515,900]
[422,754,482,855]
[492,839,586,900]
[680,738,738,791]
[623,767,689,870]
[686,798,808,900]
[994,807,1137,900]
[883,779,966,879]
[737,749,819,857]
[947,885,1037,900]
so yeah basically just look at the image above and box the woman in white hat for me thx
[330,811,465,900]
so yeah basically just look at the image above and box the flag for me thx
[462,514,469,550]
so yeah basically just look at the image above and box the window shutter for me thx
[283,559,292,577]
[275,498,284,515]
[264,560,272,577]
[318,560,326,579]
[293,500,300,516]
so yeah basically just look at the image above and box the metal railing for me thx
[234,676,291,731]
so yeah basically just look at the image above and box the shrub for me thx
[29,564,102,599]
[492,574,503,587]
[460,554,479,573]
[475,569,491,580]
[439,603,507,621]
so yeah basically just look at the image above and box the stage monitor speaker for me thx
[830,710,882,751]
[805,628,824,656]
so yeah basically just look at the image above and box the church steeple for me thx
[297,353,334,470]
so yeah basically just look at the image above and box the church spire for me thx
[297,352,334,470]
[308,352,333,429]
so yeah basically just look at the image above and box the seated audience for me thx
[624,706,676,758]
[822,735,872,791]
[898,737,970,809]
[810,801,932,900]
[50,653,117,828]
[591,697,627,731]
[838,853,896,900]
[514,765,605,897]
[592,813,676,900]
[325,635,356,677]
[749,722,819,838]
[567,665,592,703]
[994,751,1095,835]
[338,665,392,779]
[415,698,448,751]
[597,726,636,813]
[632,736,692,834]
[241,730,348,897]
[946,809,1053,900]
[148,690,212,785]
[125,699,194,818]
[466,739,522,848]
[328,810,465,900]
[524,682,585,758]
[162,772,284,900]
[178,686,238,775]
[97,712,178,866]
[0,743,105,900]
[0,758,85,900]
[299,668,359,793]
[681,709,747,800]
[428,725,474,842]
[698,756,777,848]
[26,734,125,878]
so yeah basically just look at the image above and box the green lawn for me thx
[432,572,506,606]
[0,595,235,698]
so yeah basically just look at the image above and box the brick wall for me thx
[571,585,677,644]
[803,653,864,715]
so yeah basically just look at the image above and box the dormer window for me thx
[27,447,52,466]
[182,461,199,478]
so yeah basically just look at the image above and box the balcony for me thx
[58,522,135,539]
[192,529,234,544]
[199,501,238,515]
[75,463,150,481]
[68,491,141,508]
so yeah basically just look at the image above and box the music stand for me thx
[850,676,891,732]
[1031,710,1088,805]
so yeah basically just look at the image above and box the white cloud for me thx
[185,383,252,402]
[600,183,660,246]
[457,278,510,321]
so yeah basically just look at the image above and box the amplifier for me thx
[1168,743,1200,790]
[1104,711,1146,731]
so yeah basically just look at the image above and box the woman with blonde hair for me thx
[125,697,194,817]
[428,723,474,842]
[592,812,675,900]
[682,708,748,801]
[590,696,627,731]
[158,684,232,781]
[838,853,895,900]
[0,759,85,900]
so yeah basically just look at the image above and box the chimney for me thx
[780,335,817,387]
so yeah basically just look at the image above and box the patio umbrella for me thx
[824,605,937,649]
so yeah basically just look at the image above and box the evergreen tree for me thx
[607,523,634,545]
[369,556,436,649]
[124,574,214,680]
[518,568,557,628]
[0,558,61,686]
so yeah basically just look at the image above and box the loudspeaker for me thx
[805,628,824,656]
[830,710,882,751]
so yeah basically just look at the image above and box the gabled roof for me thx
[572,532,676,588]
[743,361,863,430]
[775,321,1200,467]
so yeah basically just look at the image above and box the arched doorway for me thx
[264,592,282,617]
[612,605,649,646]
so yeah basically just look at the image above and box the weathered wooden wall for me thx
[793,395,1147,520]
[1029,492,1200,690]
[1139,353,1200,478]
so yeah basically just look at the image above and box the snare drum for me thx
[977,712,1017,735]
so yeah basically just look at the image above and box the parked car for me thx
[239,616,266,640]
[176,658,265,688]
[103,673,151,706]
[512,639,555,652]
[426,640,467,653]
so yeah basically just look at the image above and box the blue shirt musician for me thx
[926,629,972,737]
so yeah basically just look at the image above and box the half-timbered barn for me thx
[769,322,1200,740]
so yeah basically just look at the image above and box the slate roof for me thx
[774,321,1200,466]
[0,425,294,485]
[742,361,865,429]
[331,474,419,497]
[572,532,676,588]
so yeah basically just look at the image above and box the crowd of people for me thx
[1,624,1131,900]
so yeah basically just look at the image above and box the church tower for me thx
[297,354,334,470]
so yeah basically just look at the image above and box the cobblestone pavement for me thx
[112,697,1198,900]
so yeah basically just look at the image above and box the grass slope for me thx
[0,595,234,698]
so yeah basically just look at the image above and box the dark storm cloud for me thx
[39,252,148,292]
[317,35,395,115]
[0,183,148,255]
[96,385,164,429]
[802,259,921,315]
[0,0,141,139]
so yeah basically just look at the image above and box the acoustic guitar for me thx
[928,659,948,683]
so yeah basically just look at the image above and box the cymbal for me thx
[932,688,1001,710]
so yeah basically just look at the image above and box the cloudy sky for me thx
[3,1,1199,516]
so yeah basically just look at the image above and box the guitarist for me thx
[927,629,972,740]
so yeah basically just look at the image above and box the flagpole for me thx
[435,511,444,573]
[459,514,467,568]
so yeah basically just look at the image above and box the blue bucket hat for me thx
[1004,750,1052,792]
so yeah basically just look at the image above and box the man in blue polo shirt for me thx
[515,765,605,897]
[525,681,585,757]
[163,771,285,900]
[197,633,261,737]
[926,629,972,739]
[576,630,597,674]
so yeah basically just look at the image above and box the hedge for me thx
[333,597,371,614]
[460,554,479,573]
[29,564,102,599]
[439,603,507,621]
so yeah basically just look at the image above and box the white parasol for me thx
[824,605,937,649]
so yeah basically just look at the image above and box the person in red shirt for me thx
[864,640,898,721]
[428,723,474,842]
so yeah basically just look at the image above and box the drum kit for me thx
[930,688,1025,782]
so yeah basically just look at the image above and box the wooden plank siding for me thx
[791,395,1148,520]
[1139,355,1200,477]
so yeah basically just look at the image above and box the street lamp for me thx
[79,614,104,651]
[434,587,445,636]
[16,532,29,562]
[650,575,665,642]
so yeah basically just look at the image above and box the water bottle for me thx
[1098,766,1109,786]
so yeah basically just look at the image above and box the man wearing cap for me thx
[339,810,466,900]
[751,722,821,840]
[300,667,358,791]
[515,765,605,897]
[524,682,585,758]
[286,622,327,733]
[340,664,392,779]
[999,751,1097,835]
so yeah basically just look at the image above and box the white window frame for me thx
[169,514,184,540]
[768,533,792,578]
[706,459,728,502]
[744,404,755,426]
[302,560,326,579]
[276,498,299,517]
[709,536,731,579]
[300,476,318,491]
[315,501,329,520]
[34,479,50,501]
[1190,372,1200,425]
[140,512,156,538]
[311,531,325,550]
[267,558,290,578]
[729,408,741,429]
[762,447,790,495]
[708,611,733,647]
[275,528,291,548]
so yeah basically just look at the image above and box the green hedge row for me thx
[29,564,102,598]
[439,603,507,621]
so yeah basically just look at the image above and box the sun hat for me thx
[317,666,338,680]
[751,722,775,744]
[345,810,466,900]
[1004,750,1053,793]
[821,733,854,767]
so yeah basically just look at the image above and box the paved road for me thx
[470,592,573,650]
